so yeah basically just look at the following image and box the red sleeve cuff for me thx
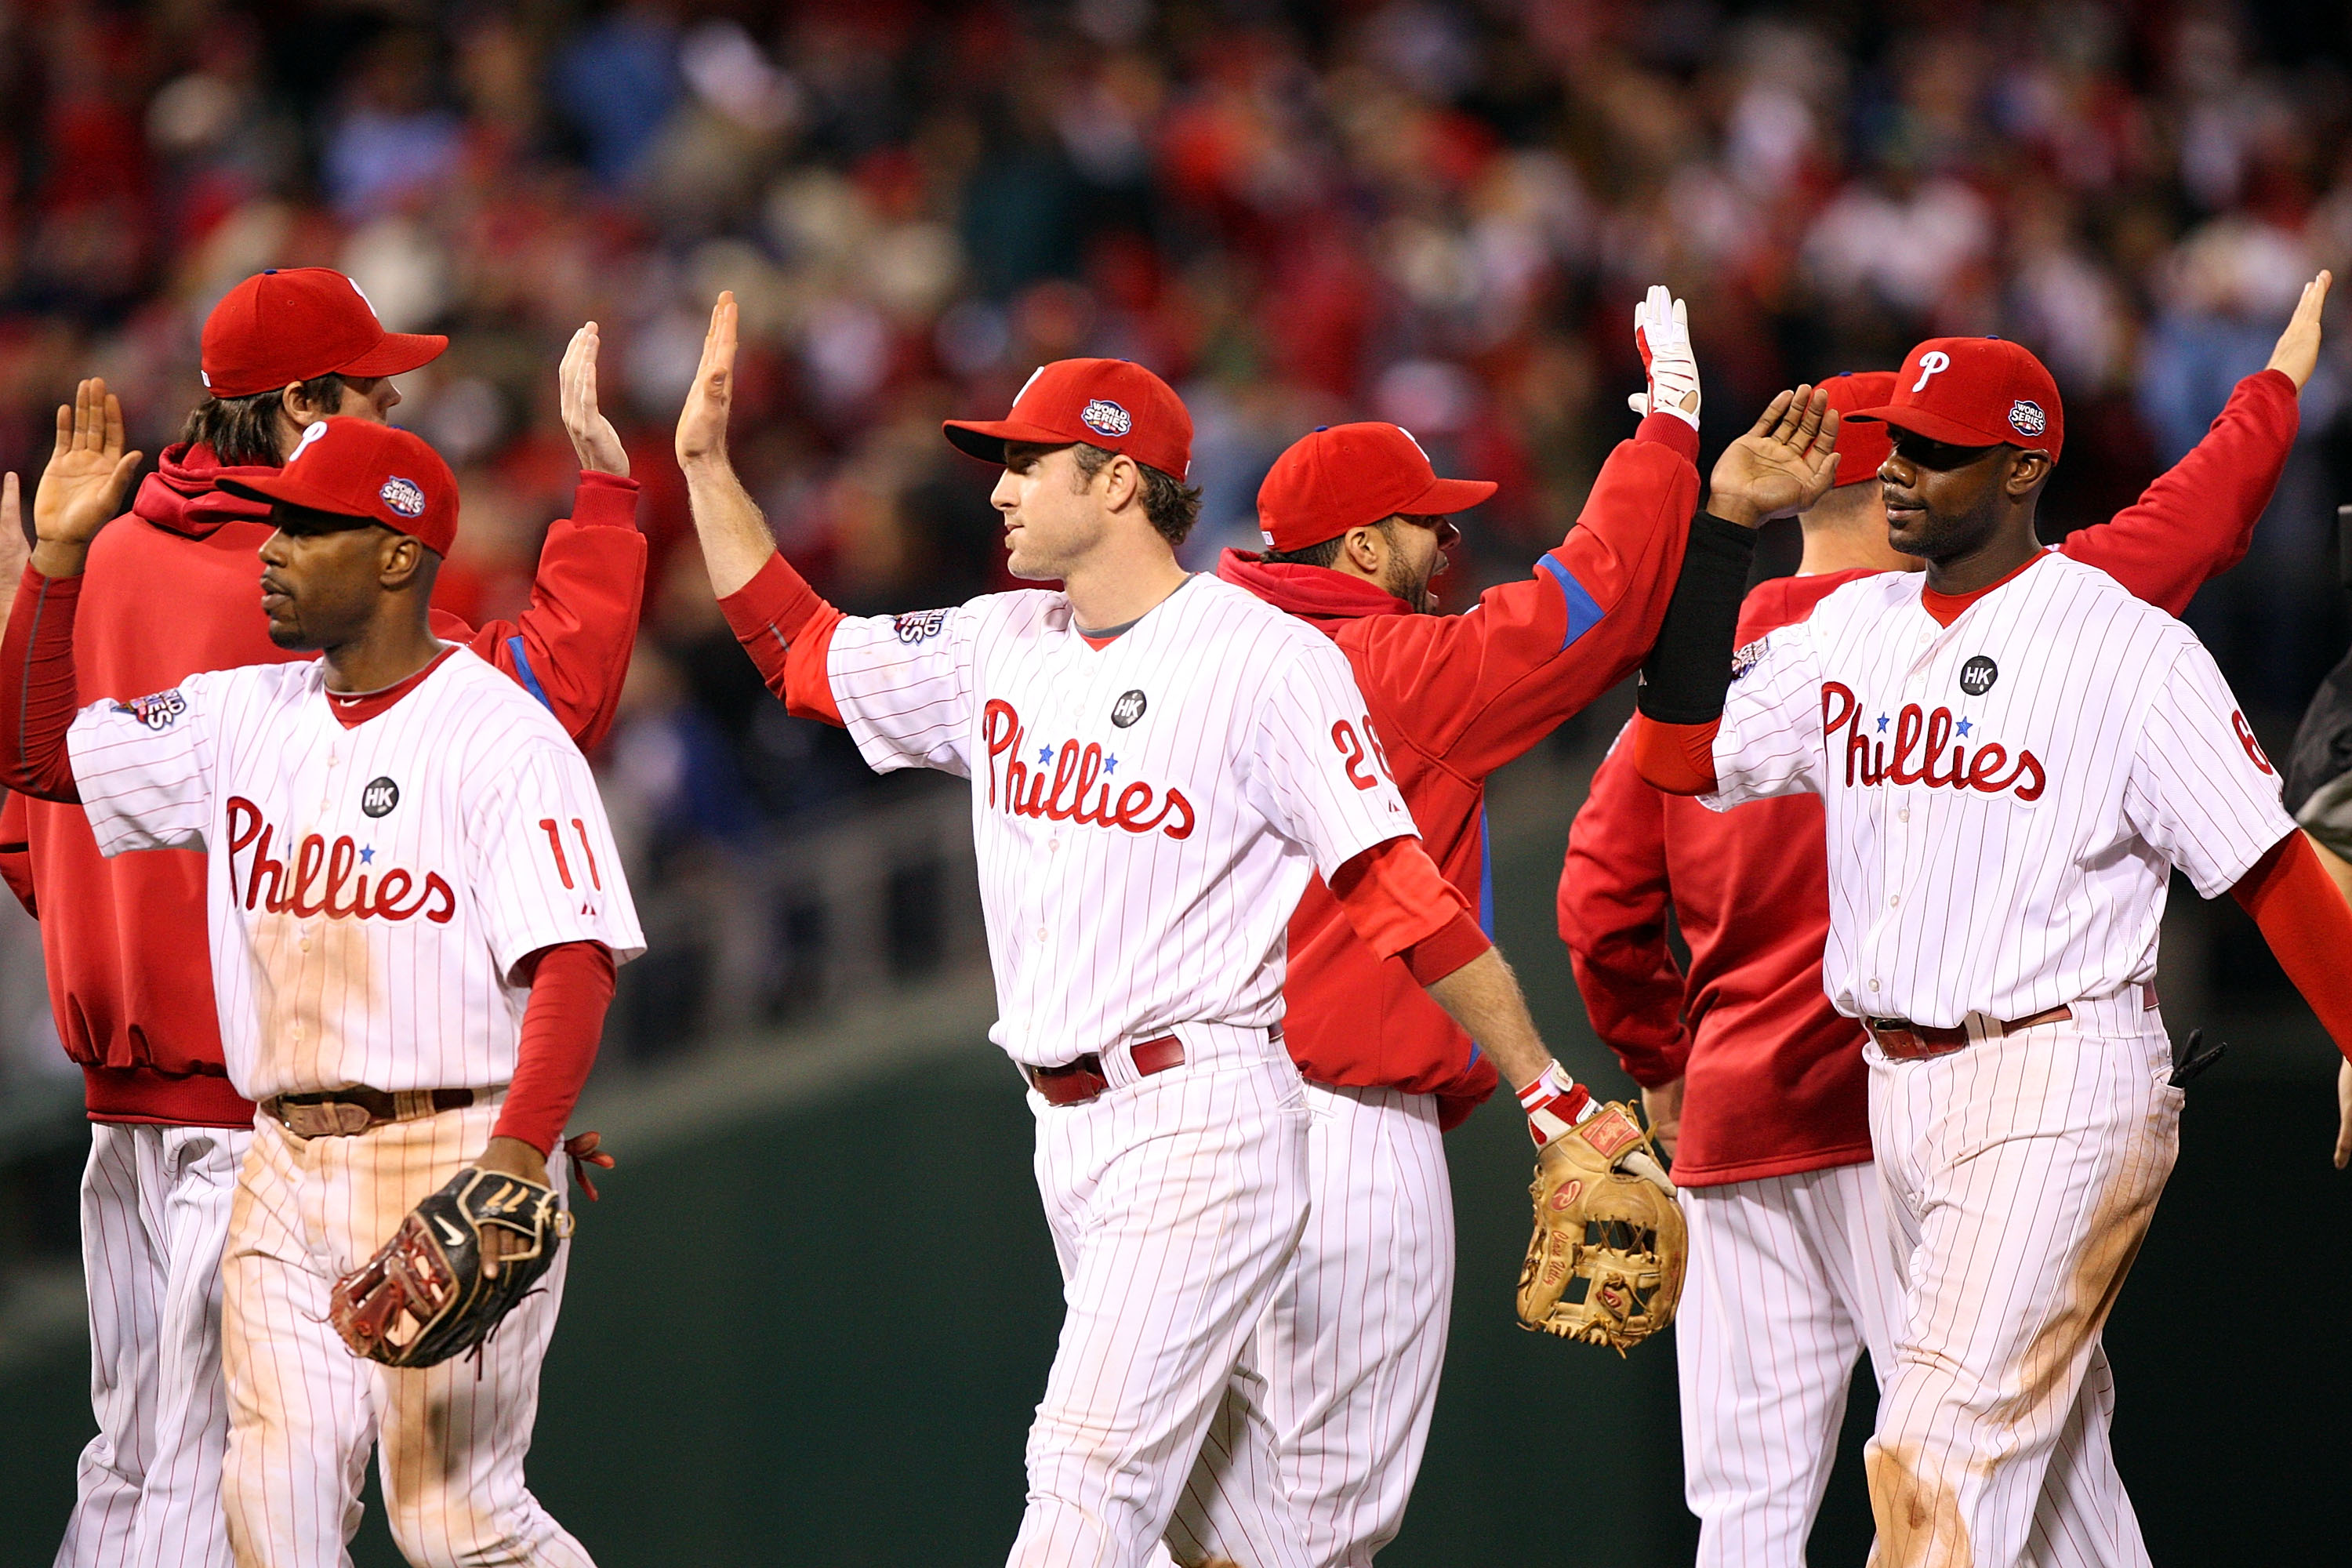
[570,470,642,530]
[1327,835,1476,963]
[717,554,846,726]
[718,552,826,646]
[1401,909,1491,986]
[1631,712,1719,795]
[492,941,616,1156]
[1635,412,1702,466]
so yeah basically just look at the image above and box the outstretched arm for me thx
[2232,832,2352,1072]
[430,323,648,752]
[677,292,788,597]
[2066,271,2327,615]
[1631,387,1840,795]
[1,381,146,802]
[679,291,851,724]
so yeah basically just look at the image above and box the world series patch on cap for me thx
[943,358,1193,481]
[1846,337,2065,462]
[216,417,460,556]
[200,268,447,401]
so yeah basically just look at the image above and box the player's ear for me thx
[2004,449,2051,499]
[378,531,428,591]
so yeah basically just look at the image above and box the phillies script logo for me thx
[227,797,456,923]
[1822,684,2045,800]
[982,700,1193,839]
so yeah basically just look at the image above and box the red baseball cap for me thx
[943,358,1192,481]
[1820,372,1897,488]
[1846,337,2064,461]
[1257,423,1497,552]
[200,268,447,400]
[217,418,459,556]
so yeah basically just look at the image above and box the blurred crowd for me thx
[2,0,2351,925]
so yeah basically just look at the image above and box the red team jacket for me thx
[0,441,647,1128]
[1560,370,2300,1186]
[1220,413,1702,1127]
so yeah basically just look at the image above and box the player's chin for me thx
[263,614,318,652]
[1883,505,1930,552]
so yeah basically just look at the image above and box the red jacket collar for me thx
[1214,548,1412,630]
[131,442,281,540]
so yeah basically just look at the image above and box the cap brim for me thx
[334,332,448,380]
[216,474,378,521]
[942,419,1075,466]
[1843,405,2005,448]
[1402,474,1498,517]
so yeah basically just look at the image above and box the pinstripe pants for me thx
[1865,1019,2170,1568]
[1679,1161,1904,1567]
[1167,1082,1454,1568]
[220,1103,589,1568]
[56,1122,249,1568]
[1015,1040,1312,1568]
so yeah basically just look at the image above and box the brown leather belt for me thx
[1028,1036,1186,1106]
[263,1087,475,1138]
[1864,1005,2073,1062]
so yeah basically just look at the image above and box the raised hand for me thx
[559,322,629,477]
[31,378,142,578]
[1706,386,1840,528]
[1627,284,1701,428]
[2266,270,2332,392]
[675,292,739,473]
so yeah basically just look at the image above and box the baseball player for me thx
[673,293,1617,1568]
[1,267,644,1568]
[1624,342,2352,1566]
[1163,285,1707,1566]
[1563,271,2328,1566]
[2,397,643,1568]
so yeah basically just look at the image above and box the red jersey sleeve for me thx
[490,940,617,1155]
[2060,370,2297,617]
[429,470,648,753]
[1327,833,1488,982]
[1560,731,1693,1087]
[716,552,847,725]
[2232,831,2352,1062]
[1351,419,1700,778]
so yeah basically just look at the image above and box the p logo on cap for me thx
[1846,337,2066,462]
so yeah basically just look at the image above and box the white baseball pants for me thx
[1166,1081,1454,1568]
[1014,1025,1312,1568]
[1677,1160,1904,1566]
[56,1120,250,1568]
[1865,1011,2172,1568]
[220,1100,589,1568]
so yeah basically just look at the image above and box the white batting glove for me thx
[1627,284,1700,430]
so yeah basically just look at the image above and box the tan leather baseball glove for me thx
[1515,1101,1686,1353]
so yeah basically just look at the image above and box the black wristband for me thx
[1635,513,1758,724]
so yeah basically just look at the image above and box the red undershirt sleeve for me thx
[1630,712,1719,796]
[2230,832,2352,1062]
[491,940,617,1156]
[1327,835,1491,985]
[0,568,84,802]
[717,553,847,727]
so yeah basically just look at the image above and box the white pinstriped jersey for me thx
[827,575,1414,1069]
[67,647,643,1103]
[1705,550,2292,1028]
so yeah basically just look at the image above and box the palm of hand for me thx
[1714,433,1818,517]
[38,443,129,543]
